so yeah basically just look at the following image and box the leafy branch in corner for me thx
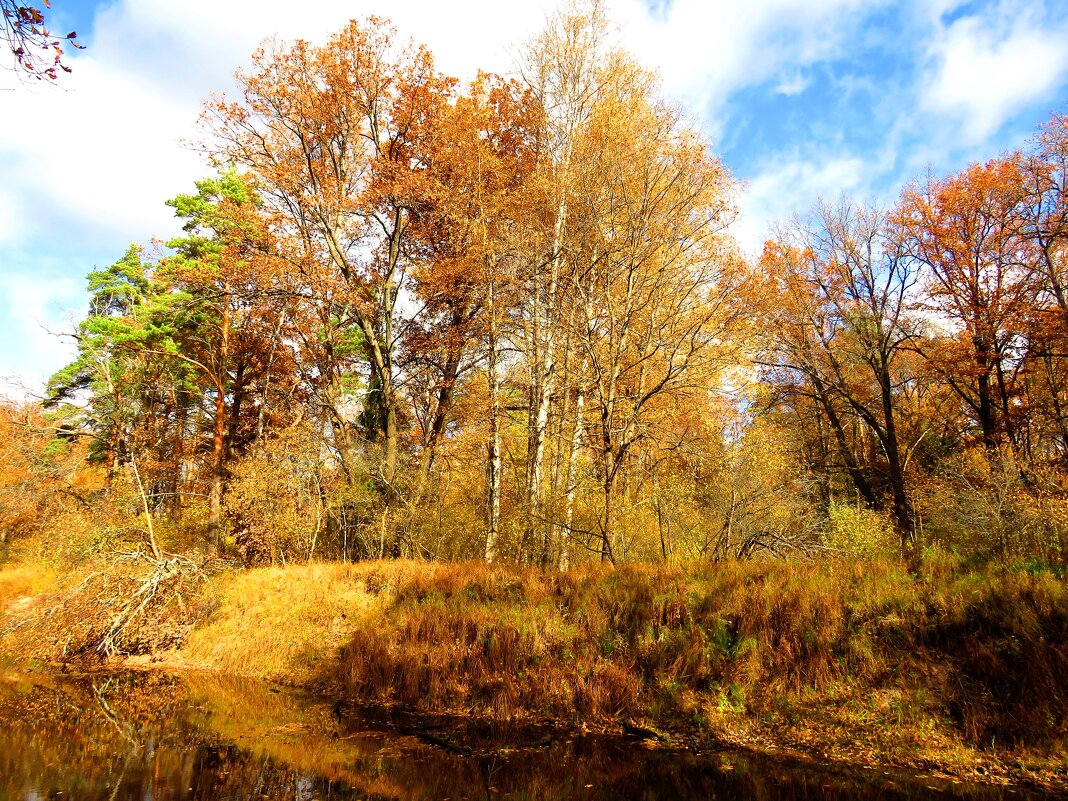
[1,0,83,81]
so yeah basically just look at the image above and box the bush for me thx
[823,502,894,557]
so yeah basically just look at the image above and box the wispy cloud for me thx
[921,3,1068,142]
[0,59,202,251]
[611,0,878,128]
[733,152,873,256]
[0,268,83,399]
[774,72,811,97]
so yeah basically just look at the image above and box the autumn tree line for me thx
[3,7,1067,569]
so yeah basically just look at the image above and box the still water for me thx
[0,671,1052,801]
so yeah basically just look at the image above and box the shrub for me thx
[823,502,894,557]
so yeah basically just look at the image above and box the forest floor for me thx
[1,554,1066,792]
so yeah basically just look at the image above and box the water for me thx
[0,670,1051,801]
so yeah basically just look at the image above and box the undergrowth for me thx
[325,557,1067,753]
[1,553,216,662]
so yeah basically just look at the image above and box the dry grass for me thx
[0,563,56,615]
[320,557,1068,755]
[180,562,380,683]
[0,555,212,662]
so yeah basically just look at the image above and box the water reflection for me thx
[0,671,1047,801]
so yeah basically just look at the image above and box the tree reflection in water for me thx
[0,671,1046,801]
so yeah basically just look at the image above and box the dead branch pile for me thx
[1,549,232,663]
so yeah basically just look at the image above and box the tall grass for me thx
[180,562,378,682]
[319,557,1066,751]
[0,564,55,616]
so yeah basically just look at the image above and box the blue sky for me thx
[1,0,1066,396]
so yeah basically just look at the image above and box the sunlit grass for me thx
[175,556,1068,762]
[166,557,1064,745]
[181,562,381,683]
[0,563,57,615]
[2,553,1066,781]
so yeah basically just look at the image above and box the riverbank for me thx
[1,555,1066,791]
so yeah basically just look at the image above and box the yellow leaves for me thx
[823,503,894,558]
[225,423,329,565]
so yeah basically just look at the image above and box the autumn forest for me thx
[2,4,1068,790]
[6,9,1065,569]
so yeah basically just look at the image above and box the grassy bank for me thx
[1,554,1066,789]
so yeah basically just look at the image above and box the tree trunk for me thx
[812,374,879,509]
[485,284,503,564]
[256,308,287,441]
[878,368,915,551]
[600,443,618,565]
[414,344,463,504]
[208,285,231,552]
[356,305,400,493]
[524,291,552,562]
[524,181,569,562]
[559,380,585,571]
[974,331,1000,451]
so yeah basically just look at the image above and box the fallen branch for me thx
[95,551,211,658]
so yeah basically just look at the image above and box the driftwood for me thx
[399,725,474,756]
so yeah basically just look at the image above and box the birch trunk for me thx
[485,281,503,563]
[559,378,585,571]
[208,282,231,551]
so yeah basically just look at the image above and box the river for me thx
[0,670,1052,800]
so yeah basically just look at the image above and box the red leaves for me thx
[2,1,82,80]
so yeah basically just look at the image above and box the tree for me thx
[564,62,740,562]
[1020,115,1068,319]
[760,201,921,548]
[47,173,288,550]
[900,160,1035,455]
[0,400,98,548]
[46,245,160,479]
[161,171,287,543]
[202,18,457,507]
[399,74,540,561]
[1017,116,1068,462]
[515,0,616,562]
[757,239,881,512]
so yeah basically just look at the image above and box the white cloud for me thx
[775,72,810,97]
[90,0,556,98]
[922,5,1068,141]
[0,58,203,250]
[608,0,877,123]
[0,270,83,398]
[733,153,870,256]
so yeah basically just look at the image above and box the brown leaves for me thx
[1,1,82,80]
